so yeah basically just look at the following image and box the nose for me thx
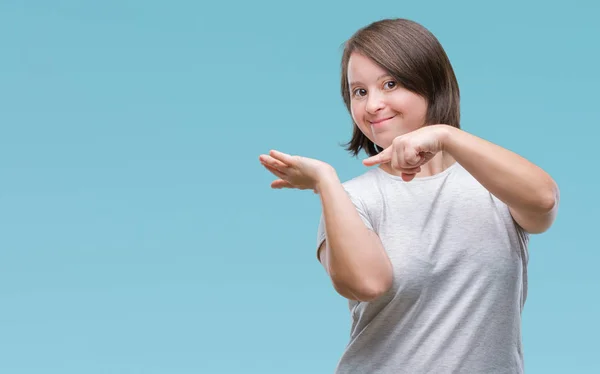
[365,90,385,114]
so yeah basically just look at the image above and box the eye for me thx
[352,88,367,98]
[384,81,397,90]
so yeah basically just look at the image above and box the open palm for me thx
[259,150,335,193]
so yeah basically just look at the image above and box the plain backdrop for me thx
[1,1,598,373]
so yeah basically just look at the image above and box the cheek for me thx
[391,93,428,124]
[408,98,427,117]
[407,96,428,120]
[351,101,368,127]
[350,103,373,137]
[350,102,359,122]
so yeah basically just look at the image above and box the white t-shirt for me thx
[317,162,529,373]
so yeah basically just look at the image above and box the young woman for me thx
[259,18,559,373]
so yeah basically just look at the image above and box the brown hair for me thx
[340,18,461,157]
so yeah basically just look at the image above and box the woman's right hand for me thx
[259,150,337,193]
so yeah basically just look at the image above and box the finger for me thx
[259,155,289,171]
[271,179,294,189]
[269,150,296,165]
[259,155,288,169]
[419,151,435,165]
[399,143,433,169]
[409,150,435,167]
[362,147,393,166]
[404,148,421,166]
[401,173,416,182]
[262,163,287,180]
[394,142,418,168]
[397,166,421,174]
[390,149,420,172]
[391,159,421,174]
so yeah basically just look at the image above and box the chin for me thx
[371,137,393,150]
[371,127,415,149]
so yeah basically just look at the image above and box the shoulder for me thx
[340,168,382,203]
[341,168,381,194]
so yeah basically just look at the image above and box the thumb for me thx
[363,146,392,166]
[271,179,294,189]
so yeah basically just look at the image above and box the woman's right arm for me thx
[258,149,392,302]
[316,171,393,302]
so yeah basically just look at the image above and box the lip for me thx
[369,115,395,126]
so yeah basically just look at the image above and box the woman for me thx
[259,18,559,373]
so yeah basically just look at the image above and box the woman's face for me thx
[347,52,428,149]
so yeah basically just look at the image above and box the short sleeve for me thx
[315,189,375,260]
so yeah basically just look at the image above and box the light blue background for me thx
[1,1,598,373]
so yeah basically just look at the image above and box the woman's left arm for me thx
[440,125,559,234]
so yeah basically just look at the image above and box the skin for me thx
[258,52,560,301]
[347,52,454,182]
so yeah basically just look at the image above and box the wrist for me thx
[315,166,339,194]
[436,124,458,153]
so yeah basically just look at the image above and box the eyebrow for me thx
[349,74,392,87]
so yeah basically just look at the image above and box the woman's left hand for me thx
[362,125,449,181]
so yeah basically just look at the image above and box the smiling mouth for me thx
[369,116,395,126]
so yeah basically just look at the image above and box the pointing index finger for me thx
[362,147,392,166]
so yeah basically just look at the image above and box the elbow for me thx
[538,182,560,214]
[516,184,560,234]
[331,272,393,302]
[356,281,392,302]
[539,193,558,214]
